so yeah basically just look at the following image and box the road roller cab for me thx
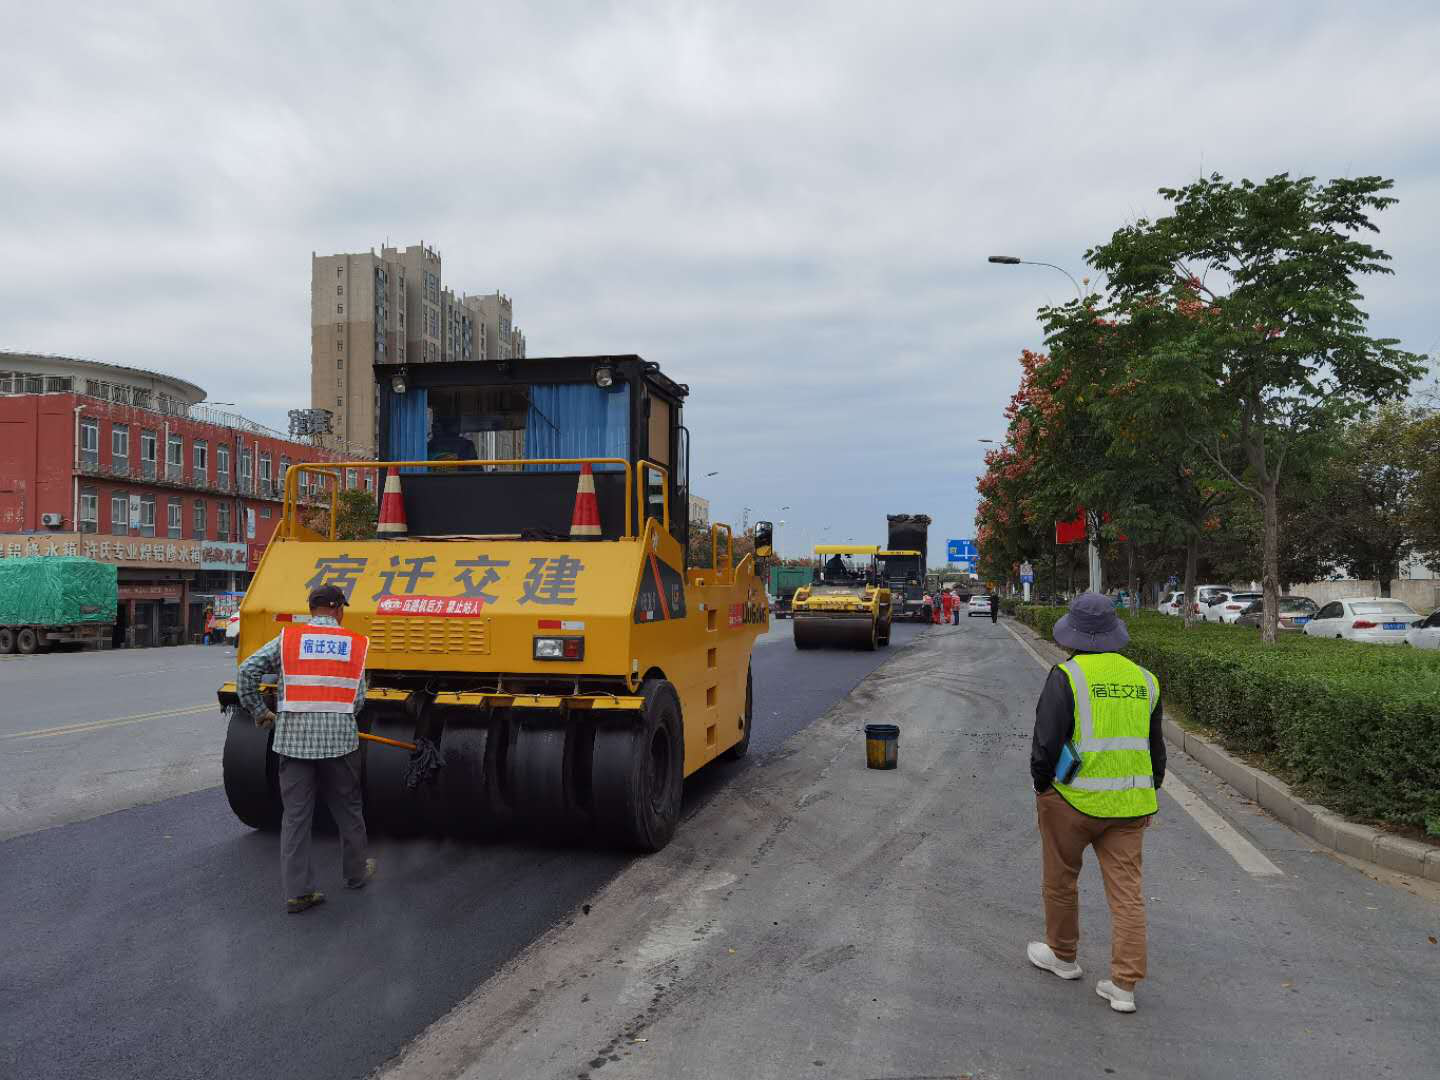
[218,355,769,851]
[790,545,892,651]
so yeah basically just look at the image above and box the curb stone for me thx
[1008,618,1440,884]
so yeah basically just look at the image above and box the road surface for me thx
[0,621,927,1080]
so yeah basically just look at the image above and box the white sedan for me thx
[1403,609,1440,649]
[1158,590,1183,615]
[967,595,993,617]
[1303,598,1421,644]
[1213,591,1263,624]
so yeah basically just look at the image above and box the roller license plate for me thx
[1383,622,1407,630]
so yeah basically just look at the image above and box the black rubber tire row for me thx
[0,627,43,654]
[222,672,752,853]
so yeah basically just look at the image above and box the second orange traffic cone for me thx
[570,463,601,539]
[377,470,408,536]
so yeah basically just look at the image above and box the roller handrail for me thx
[281,457,634,541]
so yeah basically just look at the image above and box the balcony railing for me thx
[140,460,157,480]
[110,460,130,478]
[165,463,184,482]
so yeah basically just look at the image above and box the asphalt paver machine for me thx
[218,356,770,851]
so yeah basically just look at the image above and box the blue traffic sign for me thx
[947,539,978,563]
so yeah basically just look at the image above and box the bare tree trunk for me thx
[1182,533,1198,628]
[1126,541,1139,613]
[1261,479,1281,643]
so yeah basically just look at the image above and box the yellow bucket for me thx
[864,724,899,770]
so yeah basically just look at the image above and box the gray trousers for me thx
[278,750,368,899]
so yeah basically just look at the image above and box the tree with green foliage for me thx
[1087,173,1423,641]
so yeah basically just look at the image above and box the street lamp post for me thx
[988,253,1102,594]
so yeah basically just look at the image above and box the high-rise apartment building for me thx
[311,243,526,454]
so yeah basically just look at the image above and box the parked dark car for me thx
[1234,595,1319,631]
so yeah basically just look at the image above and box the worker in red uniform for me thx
[941,588,956,625]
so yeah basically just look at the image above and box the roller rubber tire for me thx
[591,680,683,852]
[0,628,14,654]
[361,712,430,835]
[16,628,39,655]
[721,666,753,762]
[222,706,282,830]
[507,720,588,828]
[438,720,511,840]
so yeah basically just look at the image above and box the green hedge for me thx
[1012,606,1440,833]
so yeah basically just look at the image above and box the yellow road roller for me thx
[217,355,770,851]
[790,545,892,650]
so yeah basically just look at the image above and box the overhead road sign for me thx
[947,539,978,563]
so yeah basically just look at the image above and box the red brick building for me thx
[0,354,372,646]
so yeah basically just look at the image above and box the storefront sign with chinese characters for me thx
[0,532,203,568]
[200,541,249,571]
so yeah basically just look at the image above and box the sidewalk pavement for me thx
[379,620,1439,1080]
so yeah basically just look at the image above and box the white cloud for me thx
[2,0,1438,557]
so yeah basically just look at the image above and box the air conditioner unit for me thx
[41,512,63,528]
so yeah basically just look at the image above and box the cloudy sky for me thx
[4,1,1438,558]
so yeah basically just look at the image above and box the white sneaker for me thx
[1096,979,1137,1012]
[1027,941,1082,980]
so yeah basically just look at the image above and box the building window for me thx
[337,304,344,315]
[364,472,374,493]
[337,265,343,277]
[218,502,231,541]
[167,497,183,539]
[193,439,208,481]
[111,424,129,459]
[260,453,272,484]
[336,396,343,407]
[80,417,99,461]
[217,444,230,486]
[346,468,358,490]
[279,457,291,491]
[238,449,252,491]
[79,488,99,532]
[261,506,272,519]
[337,338,344,351]
[140,430,157,462]
[140,495,156,537]
[167,434,183,480]
[336,358,344,369]
[111,493,129,535]
[193,499,206,540]
[337,284,344,295]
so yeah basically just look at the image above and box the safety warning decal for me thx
[375,596,487,617]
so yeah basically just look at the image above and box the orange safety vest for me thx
[279,624,369,714]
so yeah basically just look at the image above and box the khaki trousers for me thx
[1036,788,1151,989]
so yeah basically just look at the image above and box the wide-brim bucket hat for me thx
[1052,591,1129,652]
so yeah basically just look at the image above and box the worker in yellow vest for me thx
[1026,592,1165,1013]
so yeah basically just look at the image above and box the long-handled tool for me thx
[359,730,445,789]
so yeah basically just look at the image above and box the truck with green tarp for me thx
[0,556,117,654]
[769,565,814,618]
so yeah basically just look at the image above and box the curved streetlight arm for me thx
[987,255,1085,303]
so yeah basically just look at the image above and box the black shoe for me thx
[286,891,326,914]
[345,858,377,890]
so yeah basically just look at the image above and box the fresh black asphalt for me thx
[0,622,927,1080]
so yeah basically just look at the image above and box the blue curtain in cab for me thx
[383,385,428,472]
[524,383,629,471]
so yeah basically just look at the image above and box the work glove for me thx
[255,709,276,730]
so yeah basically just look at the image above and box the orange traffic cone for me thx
[377,470,408,536]
[570,463,601,539]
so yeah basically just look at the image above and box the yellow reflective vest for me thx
[1053,652,1159,818]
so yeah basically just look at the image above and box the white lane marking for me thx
[1002,620,1053,670]
[1000,618,1283,877]
[1160,770,1284,877]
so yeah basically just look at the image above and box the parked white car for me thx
[1158,590,1183,615]
[1403,609,1440,649]
[1212,591,1264,625]
[226,611,241,645]
[1191,585,1232,619]
[1303,598,1421,644]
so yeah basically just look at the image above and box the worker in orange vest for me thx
[941,588,957,625]
[237,583,375,913]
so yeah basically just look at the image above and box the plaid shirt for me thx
[236,616,367,759]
